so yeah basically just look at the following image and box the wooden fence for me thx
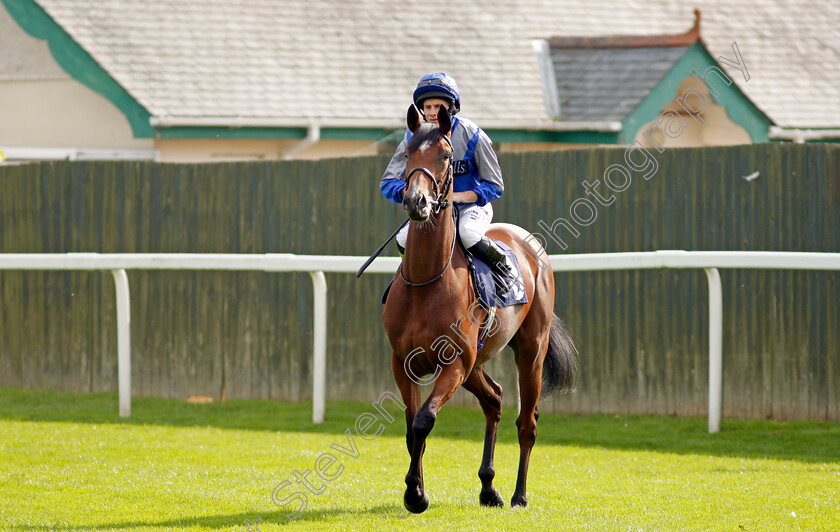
[0,143,838,420]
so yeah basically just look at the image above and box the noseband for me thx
[401,133,456,287]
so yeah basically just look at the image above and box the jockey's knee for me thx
[459,230,482,249]
[458,203,492,249]
[396,226,408,248]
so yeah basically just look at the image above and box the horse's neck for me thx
[403,208,456,282]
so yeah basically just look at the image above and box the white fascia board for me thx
[768,126,840,142]
[1,147,158,161]
[150,116,622,133]
[532,39,562,120]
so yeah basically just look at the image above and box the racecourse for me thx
[0,388,837,531]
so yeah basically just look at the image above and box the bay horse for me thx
[382,104,577,513]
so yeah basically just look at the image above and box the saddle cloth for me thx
[469,239,528,309]
[380,238,528,309]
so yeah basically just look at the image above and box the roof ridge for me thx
[549,8,702,49]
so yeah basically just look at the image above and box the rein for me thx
[400,133,457,287]
[399,207,459,287]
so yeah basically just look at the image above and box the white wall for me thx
[633,76,752,149]
[0,4,153,152]
[155,138,379,162]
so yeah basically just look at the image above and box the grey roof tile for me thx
[30,0,840,128]
[551,46,691,121]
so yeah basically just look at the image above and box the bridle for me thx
[404,133,454,215]
[400,133,457,287]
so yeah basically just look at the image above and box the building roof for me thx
[551,46,691,123]
[548,13,702,123]
[25,0,840,130]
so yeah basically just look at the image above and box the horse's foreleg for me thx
[392,354,422,458]
[403,361,467,514]
[463,367,504,507]
[511,361,542,508]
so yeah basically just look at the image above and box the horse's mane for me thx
[407,124,444,154]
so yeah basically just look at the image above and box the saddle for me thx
[380,239,525,305]
[464,239,528,309]
[380,238,527,351]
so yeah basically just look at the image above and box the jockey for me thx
[380,72,516,296]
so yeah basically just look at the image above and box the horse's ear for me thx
[407,104,421,133]
[438,105,451,136]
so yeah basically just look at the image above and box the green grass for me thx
[1,388,838,531]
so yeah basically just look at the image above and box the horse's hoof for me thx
[511,493,528,508]
[404,490,430,514]
[480,488,505,507]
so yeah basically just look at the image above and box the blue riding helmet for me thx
[413,73,461,115]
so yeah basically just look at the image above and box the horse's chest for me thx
[384,299,474,351]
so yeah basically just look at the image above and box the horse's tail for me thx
[541,314,578,396]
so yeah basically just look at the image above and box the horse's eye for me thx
[442,152,451,160]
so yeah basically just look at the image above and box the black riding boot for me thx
[396,242,405,259]
[468,236,517,297]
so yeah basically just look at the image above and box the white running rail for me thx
[1,250,838,432]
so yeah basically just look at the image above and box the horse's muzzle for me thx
[403,190,431,221]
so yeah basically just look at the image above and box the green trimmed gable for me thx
[3,0,154,137]
[620,40,771,145]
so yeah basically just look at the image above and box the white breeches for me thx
[397,203,492,249]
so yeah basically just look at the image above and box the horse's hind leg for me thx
[511,340,547,508]
[463,367,505,507]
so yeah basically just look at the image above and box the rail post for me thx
[309,271,328,423]
[110,269,132,418]
[704,268,723,433]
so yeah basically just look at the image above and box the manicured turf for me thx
[1,387,838,531]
